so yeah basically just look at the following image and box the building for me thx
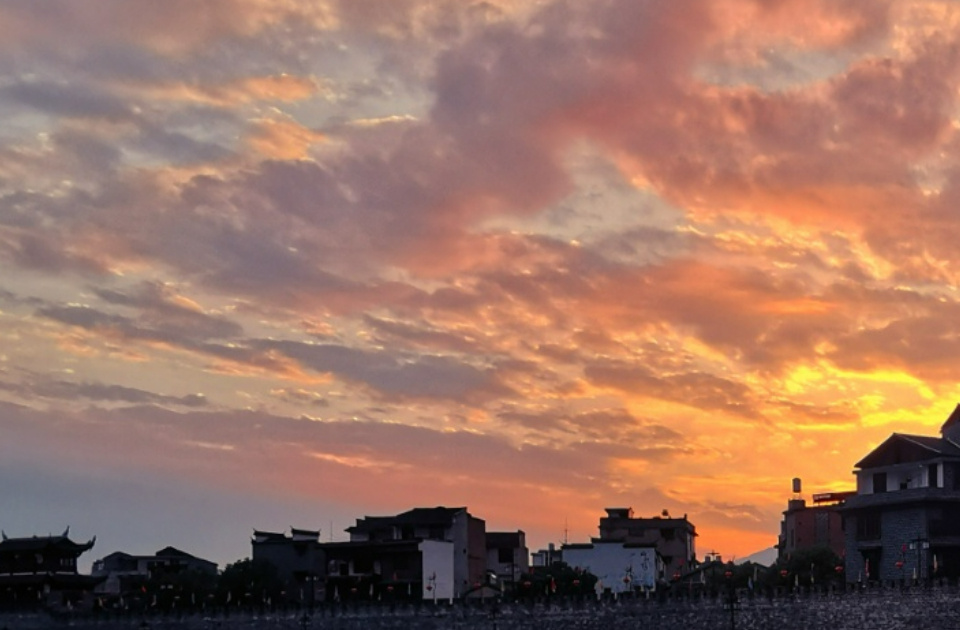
[318,538,455,602]
[777,486,852,561]
[842,405,960,582]
[562,541,662,593]
[485,531,529,591]
[346,506,485,597]
[251,528,325,603]
[0,530,102,609]
[596,508,697,579]
[531,543,562,569]
[92,546,217,596]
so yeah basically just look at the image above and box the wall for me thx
[562,544,658,591]
[13,582,960,630]
[420,540,454,602]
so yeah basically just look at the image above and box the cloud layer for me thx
[3,0,960,564]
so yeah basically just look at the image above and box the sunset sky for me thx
[3,0,960,569]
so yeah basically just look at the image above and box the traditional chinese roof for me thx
[252,530,288,543]
[0,533,95,555]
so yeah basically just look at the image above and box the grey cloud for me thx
[92,282,244,340]
[255,339,512,402]
[35,287,243,345]
[585,361,760,419]
[32,380,207,407]
[1,81,131,120]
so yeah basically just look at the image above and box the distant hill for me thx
[733,546,778,567]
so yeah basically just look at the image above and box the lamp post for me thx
[722,570,739,630]
[909,536,930,584]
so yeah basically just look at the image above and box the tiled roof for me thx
[0,535,95,554]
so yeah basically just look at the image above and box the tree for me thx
[218,558,284,608]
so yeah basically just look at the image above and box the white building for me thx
[562,541,662,593]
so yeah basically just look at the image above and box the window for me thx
[873,472,887,494]
[498,548,513,564]
[661,528,676,541]
[930,464,940,488]
[856,512,881,541]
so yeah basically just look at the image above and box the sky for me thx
[3,0,960,571]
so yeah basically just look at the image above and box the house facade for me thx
[597,508,697,579]
[346,506,485,597]
[778,491,851,562]
[485,531,529,591]
[842,406,960,582]
[92,546,217,596]
[251,528,325,603]
[562,541,662,593]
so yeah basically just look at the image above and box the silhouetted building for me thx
[347,506,485,596]
[92,546,217,596]
[597,507,696,579]
[485,531,528,590]
[531,543,562,568]
[778,490,852,561]
[0,529,102,609]
[318,538,455,601]
[842,405,960,582]
[252,528,325,604]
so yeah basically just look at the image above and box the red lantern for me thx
[896,561,904,569]
[572,579,580,586]
[780,570,788,578]
[387,586,394,592]
[426,585,433,592]
[835,566,843,573]
[724,571,733,579]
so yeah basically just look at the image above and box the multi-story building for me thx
[346,506,485,597]
[92,546,217,596]
[596,508,697,579]
[485,531,528,590]
[251,528,325,602]
[318,538,455,601]
[530,543,562,569]
[778,489,852,561]
[0,530,102,608]
[842,406,960,582]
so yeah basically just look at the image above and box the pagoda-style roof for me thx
[855,433,960,469]
[0,532,95,555]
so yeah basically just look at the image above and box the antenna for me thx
[563,518,569,546]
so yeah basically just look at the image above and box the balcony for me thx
[844,486,960,511]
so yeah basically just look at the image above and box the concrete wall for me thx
[420,540,454,601]
[562,544,658,591]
